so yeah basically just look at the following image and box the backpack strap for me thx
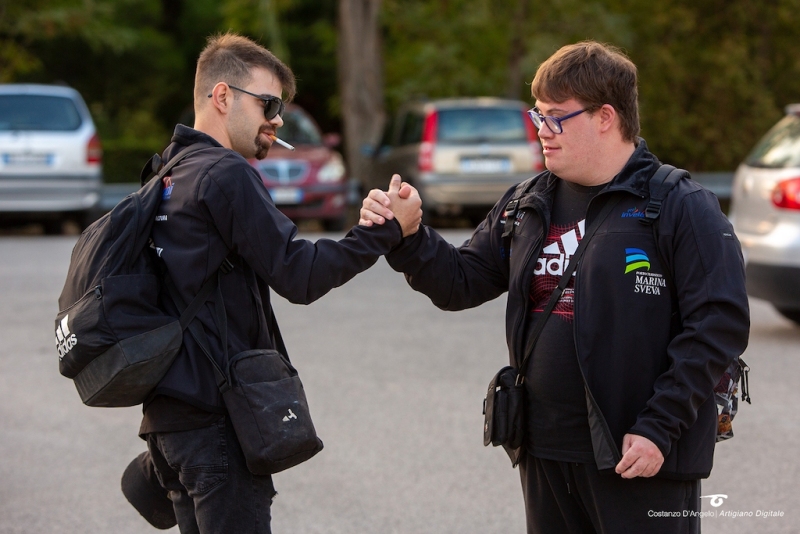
[140,143,209,186]
[640,164,688,226]
[501,177,540,259]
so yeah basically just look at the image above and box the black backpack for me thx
[55,144,228,407]
[500,165,750,441]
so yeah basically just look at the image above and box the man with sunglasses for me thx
[361,41,749,532]
[120,32,422,534]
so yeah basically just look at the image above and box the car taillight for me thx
[772,177,800,210]
[522,110,544,171]
[418,111,438,172]
[87,134,102,164]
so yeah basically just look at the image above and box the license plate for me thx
[269,187,302,204]
[2,153,54,166]
[459,157,511,174]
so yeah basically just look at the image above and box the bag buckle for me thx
[220,258,234,274]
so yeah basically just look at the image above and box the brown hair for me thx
[194,32,296,106]
[531,41,639,142]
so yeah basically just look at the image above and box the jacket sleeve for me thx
[198,155,403,304]
[385,189,514,311]
[628,185,750,457]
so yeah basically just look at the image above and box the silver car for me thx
[0,84,102,233]
[366,97,543,224]
[729,104,800,325]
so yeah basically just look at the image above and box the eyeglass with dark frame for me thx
[207,84,285,121]
[526,107,590,134]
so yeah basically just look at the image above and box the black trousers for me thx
[123,417,276,533]
[519,453,701,534]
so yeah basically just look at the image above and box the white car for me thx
[0,84,102,233]
[729,104,800,325]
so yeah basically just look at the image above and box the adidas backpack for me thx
[55,144,219,407]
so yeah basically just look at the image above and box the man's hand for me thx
[615,434,664,479]
[359,174,422,237]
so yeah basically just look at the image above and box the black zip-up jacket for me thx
[148,125,402,412]
[387,139,749,479]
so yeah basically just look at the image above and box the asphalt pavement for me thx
[0,231,798,533]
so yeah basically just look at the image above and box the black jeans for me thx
[143,417,277,533]
[519,453,700,534]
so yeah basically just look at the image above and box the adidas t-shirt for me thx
[524,178,605,463]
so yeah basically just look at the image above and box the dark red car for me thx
[250,105,348,231]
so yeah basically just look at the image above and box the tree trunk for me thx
[505,0,529,100]
[337,0,384,189]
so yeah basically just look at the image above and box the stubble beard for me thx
[254,128,271,160]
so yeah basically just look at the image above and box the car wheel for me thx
[322,216,347,232]
[42,219,64,235]
[775,307,800,326]
[80,208,103,230]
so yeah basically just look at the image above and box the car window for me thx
[437,108,526,144]
[399,112,424,145]
[744,114,800,168]
[377,116,396,149]
[277,110,323,146]
[0,95,83,131]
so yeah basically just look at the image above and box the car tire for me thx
[42,219,63,235]
[775,307,800,326]
[80,208,103,231]
[322,216,347,232]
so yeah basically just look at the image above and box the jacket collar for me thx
[526,137,661,202]
[164,124,224,160]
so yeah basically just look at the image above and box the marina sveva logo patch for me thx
[624,248,651,273]
[624,247,666,295]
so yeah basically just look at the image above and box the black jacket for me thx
[149,125,402,412]
[387,140,750,479]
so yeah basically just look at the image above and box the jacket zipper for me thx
[573,190,624,468]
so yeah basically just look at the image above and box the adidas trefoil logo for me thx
[55,315,78,360]
[282,409,298,422]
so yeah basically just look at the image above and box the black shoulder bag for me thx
[165,272,323,475]
[482,194,621,464]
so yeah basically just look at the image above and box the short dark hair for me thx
[531,41,640,142]
[194,32,296,106]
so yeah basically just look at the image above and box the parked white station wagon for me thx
[0,84,102,233]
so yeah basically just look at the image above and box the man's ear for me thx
[597,104,617,134]
[208,83,232,115]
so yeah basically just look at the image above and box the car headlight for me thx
[317,153,346,183]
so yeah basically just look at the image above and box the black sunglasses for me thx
[207,84,285,120]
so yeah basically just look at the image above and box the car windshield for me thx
[744,114,800,168]
[0,95,83,131]
[437,108,527,144]
[277,110,322,146]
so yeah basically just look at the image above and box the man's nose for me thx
[537,122,553,139]
[269,114,284,128]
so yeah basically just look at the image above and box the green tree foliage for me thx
[381,0,800,171]
[3,0,800,175]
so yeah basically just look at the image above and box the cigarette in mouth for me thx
[269,134,295,151]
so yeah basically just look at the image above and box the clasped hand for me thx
[359,174,422,237]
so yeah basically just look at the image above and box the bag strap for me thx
[166,265,290,393]
[515,194,622,381]
[640,164,687,226]
[140,143,209,186]
[162,260,234,391]
[501,177,540,259]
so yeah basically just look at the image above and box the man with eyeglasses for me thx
[361,41,748,532]
[119,32,422,533]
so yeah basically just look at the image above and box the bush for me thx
[102,144,164,184]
